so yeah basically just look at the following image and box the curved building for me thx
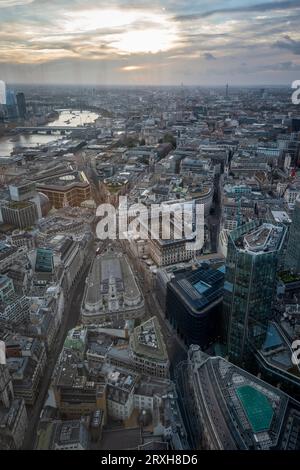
[166,265,224,348]
[285,196,300,274]
[177,346,300,450]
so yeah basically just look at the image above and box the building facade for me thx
[285,196,300,274]
[223,220,287,365]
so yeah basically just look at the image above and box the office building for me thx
[129,317,170,378]
[35,248,54,273]
[177,346,300,450]
[166,265,224,348]
[16,92,26,119]
[9,182,42,219]
[106,369,138,421]
[0,275,15,302]
[35,419,90,450]
[0,365,28,449]
[36,171,91,209]
[81,246,144,324]
[1,201,38,229]
[285,196,300,274]
[0,295,30,327]
[224,220,287,365]
[53,349,106,419]
[0,80,6,105]
[5,89,18,120]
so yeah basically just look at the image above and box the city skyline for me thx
[1,0,300,85]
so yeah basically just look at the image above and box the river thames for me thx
[0,109,99,157]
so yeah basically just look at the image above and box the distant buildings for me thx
[1,84,300,450]
[16,93,26,119]
[5,89,18,120]
[224,220,287,365]
[0,80,6,105]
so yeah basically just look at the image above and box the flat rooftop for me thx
[237,385,274,433]
[235,222,285,254]
[130,317,168,362]
[171,266,224,311]
[37,171,89,189]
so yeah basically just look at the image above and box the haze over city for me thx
[1,0,300,460]
[1,0,300,85]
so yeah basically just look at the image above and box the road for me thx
[208,174,222,253]
[122,240,187,376]
[22,241,96,450]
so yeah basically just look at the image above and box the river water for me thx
[0,109,99,157]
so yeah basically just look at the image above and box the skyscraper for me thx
[5,88,18,119]
[223,220,287,365]
[0,80,6,105]
[16,92,26,118]
[285,196,300,274]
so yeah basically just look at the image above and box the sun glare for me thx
[62,8,178,54]
[114,29,175,54]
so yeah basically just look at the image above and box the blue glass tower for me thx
[223,220,287,365]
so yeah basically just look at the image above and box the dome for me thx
[38,192,51,217]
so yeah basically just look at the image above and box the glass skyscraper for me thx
[223,220,287,365]
[285,196,300,274]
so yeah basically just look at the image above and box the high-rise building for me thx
[1,201,38,229]
[166,265,224,348]
[0,365,14,408]
[285,196,300,274]
[223,220,287,365]
[291,117,300,133]
[16,92,26,119]
[0,80,6,105]
[9,182,42,219]
[5,89,18,120]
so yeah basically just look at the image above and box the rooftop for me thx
[187,348,300,450]
[83,246,143,317]
[233,221,286,254]
[170,266,224,312]
[130,317,168,362]
[236,385,274,433]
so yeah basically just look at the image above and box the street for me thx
[122,240,187,375]
[22,242,96,449]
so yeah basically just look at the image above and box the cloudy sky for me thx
[0,0,300,85]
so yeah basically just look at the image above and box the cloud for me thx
[174,0,300,21]
[203,52,217,61]
[0,0,34,7]
[0,0,300,85]
[273,35,300,54]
